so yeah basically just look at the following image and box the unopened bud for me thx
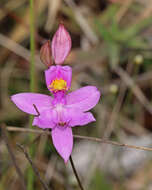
[51,24,72,65]
[40,40,52,67]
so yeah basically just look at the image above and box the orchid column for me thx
[11,24,100,162]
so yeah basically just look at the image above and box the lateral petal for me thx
[11,93,52,115]
[51,126,73,163]
[66,86,100,112]
[32,109,56,129]
[68,109,96,127]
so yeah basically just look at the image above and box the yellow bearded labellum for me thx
[49,79,68,92]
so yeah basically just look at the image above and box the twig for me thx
[17,144,50,190]
[6,126,152,152]
[7,126,46,134]
[74,135,152,151]
[70,156,84,190]
[1,125,26,190]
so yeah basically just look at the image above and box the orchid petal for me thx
[51,24,71,64]
[33,109,56,129]
[11,93,52,115]
[45,65,72,91]
[52,126,73,162]
[66,86,100,112]
[68,109,95,127]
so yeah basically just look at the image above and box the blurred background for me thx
[1,0,152,189]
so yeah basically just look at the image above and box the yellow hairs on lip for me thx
[49,79,67,92]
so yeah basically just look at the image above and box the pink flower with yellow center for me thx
[11,67,100,162]
[11,24,100,162]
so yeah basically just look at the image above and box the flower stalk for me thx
[70,156,84,190]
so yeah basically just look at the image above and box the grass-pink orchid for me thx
[11,24,100,162]
[11,65,100,162]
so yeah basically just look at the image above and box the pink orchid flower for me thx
[11,66,100,162]
[11,24,100,162]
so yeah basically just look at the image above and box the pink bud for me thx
[51,24,72,65]
[40,40,52,67]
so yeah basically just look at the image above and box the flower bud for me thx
[40,40,52,67]
[51,24,72,65]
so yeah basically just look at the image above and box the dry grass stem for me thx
[17,144,50,190]
[6,126,152,152]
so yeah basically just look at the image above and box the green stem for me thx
[28,0,35,189]
[30,0,35,92]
